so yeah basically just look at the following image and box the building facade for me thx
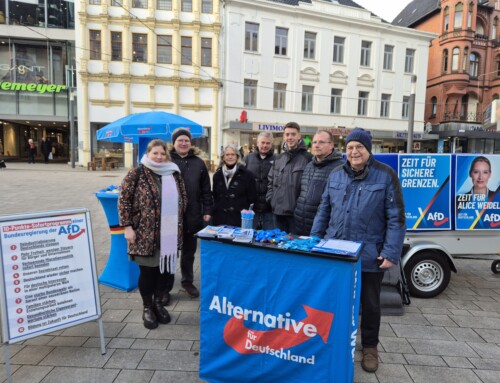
[76,0,221,167]
[221,0,436,155]
[0,0,76,162]
[394,0,500,153]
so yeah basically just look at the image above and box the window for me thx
[333,36,345,63]
[202,0,212,13]
[181,0,192,12]
[111,31,122,61]
[304,32,316,59]
[111,0,122,5]
[431,96,437,117]
[133,0,147,8]
[493,17,498,40]
[157,0,172,10]
[463,47,468,71]
[452,47,459,71]
[444,6,449,31]
[383,45,393,70]
[201,38,212,66]
[380,94,391,117]
[273,83,286,110]
[302,85,314,112]
[245,23,259,52]
[467,2,473,29]
[89,0,101,4]
[443,49,449,72]
[496,55,500,76]
[469,52,479,77]
[89,30,101,60]
[181,36,192,65]
[358,91,369,116]
[461,95,468,118]
[405,48,415,73]
[360,41,371,67]
[402,96,410,119]
[275,27,288,56]
[244,79,257,108]
[454,3,463,29]
[330,88,342,114]
[132,33,147,62]
[157,35,172,64]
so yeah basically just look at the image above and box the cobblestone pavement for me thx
[1,162,500,383]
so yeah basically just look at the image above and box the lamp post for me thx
[406,75,417,153]
[69,87,76,168]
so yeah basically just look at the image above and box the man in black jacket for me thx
[243,132,275,230]
[294,130,344,236]
[168,128,214,300]
[266,122,312,233]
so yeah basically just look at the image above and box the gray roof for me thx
[267,0,364,9]
[391,0,440,27]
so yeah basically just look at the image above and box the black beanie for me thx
[172,128,192,144]
[345,128,372,153]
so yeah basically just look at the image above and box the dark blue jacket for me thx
[244,149,275,213]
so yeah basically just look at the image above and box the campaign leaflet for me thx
[398,154,451,230]
[0,212,99,342]
[455,154,500,230]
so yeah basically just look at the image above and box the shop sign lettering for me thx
[0,82,67,94]
[256,124,285,132]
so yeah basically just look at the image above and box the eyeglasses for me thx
[224,153,237,157]
[312,141,332,145]
[346,144,366,152]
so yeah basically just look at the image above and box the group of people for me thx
[26,137,54,164]
[118,124,407,373]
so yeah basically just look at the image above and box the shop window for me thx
[9,0,75,29]
[431,97,437,117]
[454,3,463,30]
[443,49,449,73]
[304,32,316,60]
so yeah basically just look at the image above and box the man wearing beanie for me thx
[311,127,406,373]
[167,128,213,301]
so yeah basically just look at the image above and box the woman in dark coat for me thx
[119,139,187,330]
[212,144,257,227]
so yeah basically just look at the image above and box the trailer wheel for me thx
[404,251,451,298]
[491,260,500,274]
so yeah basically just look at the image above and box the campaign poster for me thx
[200,240,361,383]
[455,154,500,230]
[0,210,101,343]
[398,154,452,230]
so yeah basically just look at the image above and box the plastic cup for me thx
[241,218,253,229]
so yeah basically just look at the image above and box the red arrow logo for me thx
[223,305,334,354]
[433,217,449,226]
[491,221,500,228]
[68,229,85,240]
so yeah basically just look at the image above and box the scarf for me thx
[222,164,238,189]
[141,154,180,274]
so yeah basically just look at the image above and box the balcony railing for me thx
[442,111,482,123]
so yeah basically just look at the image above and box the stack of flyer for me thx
[311,239,363,257]
[196,226,253,243]
[232,228,254,243]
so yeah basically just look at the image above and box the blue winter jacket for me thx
[310,156,406,272]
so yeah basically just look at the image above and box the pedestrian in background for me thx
[212,144,256,227]
[119,139,187,330]
[244,132,275,230]
[27,138,36,164]
[169,128,213,300]
[41,137,52,164]
[294,130,343,236]
[311,128,406,373]
[266,122,312,233]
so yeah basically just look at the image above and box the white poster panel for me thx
[0,209,101,343]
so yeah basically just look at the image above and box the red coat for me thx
[118,165,187,257]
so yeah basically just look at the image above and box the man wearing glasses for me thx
[294,130,343,236]
[311,128,406,373]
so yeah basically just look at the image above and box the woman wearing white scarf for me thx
[119,139,187,330]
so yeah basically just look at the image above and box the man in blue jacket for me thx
[311,128,406,373]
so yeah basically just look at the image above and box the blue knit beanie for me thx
[345,128,372,153]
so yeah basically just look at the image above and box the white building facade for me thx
[221,0,436,153]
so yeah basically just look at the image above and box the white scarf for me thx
[141,154,180,274]
[222,164,238,189]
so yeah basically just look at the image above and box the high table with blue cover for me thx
[199,238,361,383]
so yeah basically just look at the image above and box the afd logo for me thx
[58,224,86,239]
[483,214,500,228]
[419,208,449,226]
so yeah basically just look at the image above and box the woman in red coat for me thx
[119,139,187,329]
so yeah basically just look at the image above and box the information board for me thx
[0,209,101,343]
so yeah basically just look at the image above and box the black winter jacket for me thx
[212,165,257,227]
[243,150,275,213]
[170,148,214,234]
[294,150,344,236]
[266,141,312,216]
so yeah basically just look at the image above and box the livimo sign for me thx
[0,82,67,94]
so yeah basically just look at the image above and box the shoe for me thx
[361,347,379,372]
[153,293,171,324]
[142,307,158,329]
[182,283,200,298]
[160,292,171,306]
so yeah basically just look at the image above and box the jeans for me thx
[360,271,385,348]
[253,211,275,230]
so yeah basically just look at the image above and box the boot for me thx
[160,292,170,306]
[361,347,379,372]
[153,292,171,324]
[142,295,158,330]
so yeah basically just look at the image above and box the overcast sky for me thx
[354,0,414,23]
